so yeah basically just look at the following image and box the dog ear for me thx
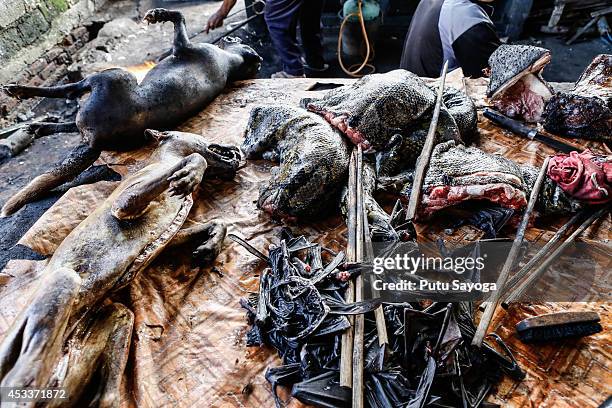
[144,129,170,142]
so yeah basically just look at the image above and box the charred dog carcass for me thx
[1,8,261,217]
[0,130,240,404]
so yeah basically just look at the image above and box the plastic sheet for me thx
[0,78,610,407]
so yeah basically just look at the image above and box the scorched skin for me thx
[544,54,612,141]
[1,8,261,217]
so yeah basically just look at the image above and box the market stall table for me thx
[1,77,610,407]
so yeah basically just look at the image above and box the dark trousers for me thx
[264,0,324,75]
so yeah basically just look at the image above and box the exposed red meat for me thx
[492,73,552,123]
[548,150,612,204]
[312,107,371,150]
[418,183,528,217]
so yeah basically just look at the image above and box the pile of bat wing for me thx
[234,226,530,408]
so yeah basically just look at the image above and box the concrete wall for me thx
[1,0,76,61]
[0,0,110,119]
[0,0,108,84]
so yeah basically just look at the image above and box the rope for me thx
[337,0,376,77]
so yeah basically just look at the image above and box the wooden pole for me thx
[0,128,35,161]
[405,60,448,223]
[472,157,551,346]
[340,148,357,387]
[352,145,365,408]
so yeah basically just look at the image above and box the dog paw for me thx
[142,8,173,24]
[167,155,206,198]
[192,223,226,264]
[3,85,30,99]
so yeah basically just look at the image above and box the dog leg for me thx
[1,144,101,217]
[169,221,227,264]
[111,152,207,220]
[47,303,133,408]
[3,79,90,100]
[143,8,191,54]
[0,268,81,390]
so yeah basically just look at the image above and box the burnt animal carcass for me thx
[303,69,477,152]
[543,54,612,141]
[1,8,261,217]
[242,106,351,219]
[486,45,554,123]
[242,71,478,220]
[0,130,238,402]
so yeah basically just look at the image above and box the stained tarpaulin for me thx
[1,77,611,407]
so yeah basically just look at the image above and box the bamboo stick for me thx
[472,157,551,346]
[352,145,365,408]
[405,60,448,223]
[340,148,357,388]
[503,206,609,306]
[478,211,584,312]
[363,208,389,346]
[501,211,584,304]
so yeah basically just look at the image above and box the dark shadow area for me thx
[231,0,609,81]
[0,165,121,271]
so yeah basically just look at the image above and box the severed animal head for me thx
[219,36,262,80]
[145,129,241,179]
[486,45,554,123]
[543,54,612,141]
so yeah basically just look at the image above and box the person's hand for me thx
[206,9,228,33]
